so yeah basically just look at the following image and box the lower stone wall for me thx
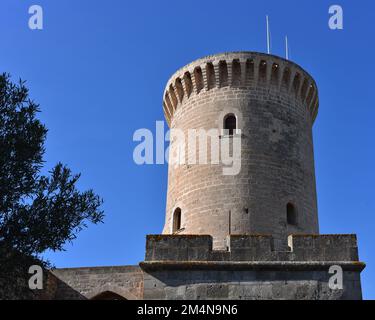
[51,266,144,300]
[140,264,363,300]
[140,233,365,300]
[31,233,364,300]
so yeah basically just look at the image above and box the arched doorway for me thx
[91,291,127,300]
[86,285,138,300]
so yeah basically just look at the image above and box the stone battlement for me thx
[141,234,364,300]
[145,234,360,262]
[163,51,319,125]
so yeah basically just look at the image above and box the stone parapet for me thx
[144,234,361,262]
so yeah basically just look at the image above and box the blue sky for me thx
[1,0,374,299]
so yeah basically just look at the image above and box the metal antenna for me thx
[266,15,270,54]
[285,36,289,60]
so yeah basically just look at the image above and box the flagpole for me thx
[266,15,270,54]
[285,36,289,60]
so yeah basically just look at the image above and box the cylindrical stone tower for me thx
[162,52,319,249]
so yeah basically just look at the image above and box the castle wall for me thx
[140,234,364,300]
[51,266,143,300]
[141,268,362,300]
[25,233,364,300]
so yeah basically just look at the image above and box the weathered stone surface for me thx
[140,232,364,300]
[50,266,143,300]
[141,265,363,300]
[144,234,361,263]
[162,52,320,250]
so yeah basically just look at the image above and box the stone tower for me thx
[162,52,319,249]
[139,52,365,300]
[45,52,365,300]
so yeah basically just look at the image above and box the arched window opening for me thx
[219,60,228,87]
[175,78,184,102]
[224,114,237,136]
[281,67,291,89]
[231,59,241,86]
[206,62,216,90]
[292,73,301,97]
[169,85,178,109]
[259,60,267,82]
[300,79,309,101]
[183,72,193,97]
[270,63,280,85]
[287,203,297,226]
[173,208,182,233]
[194,67,204,93]
[245,59,255,82]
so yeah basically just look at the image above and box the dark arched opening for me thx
[224,114,237,135]
[91,291,127,300]
[173,207,182,233]
[287,203,297,226]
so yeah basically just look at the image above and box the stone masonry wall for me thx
[144,234,360,262]
[162,52,319,249]
[51,266,143,300]
[140,234,364,300]
[141,268,362,300]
